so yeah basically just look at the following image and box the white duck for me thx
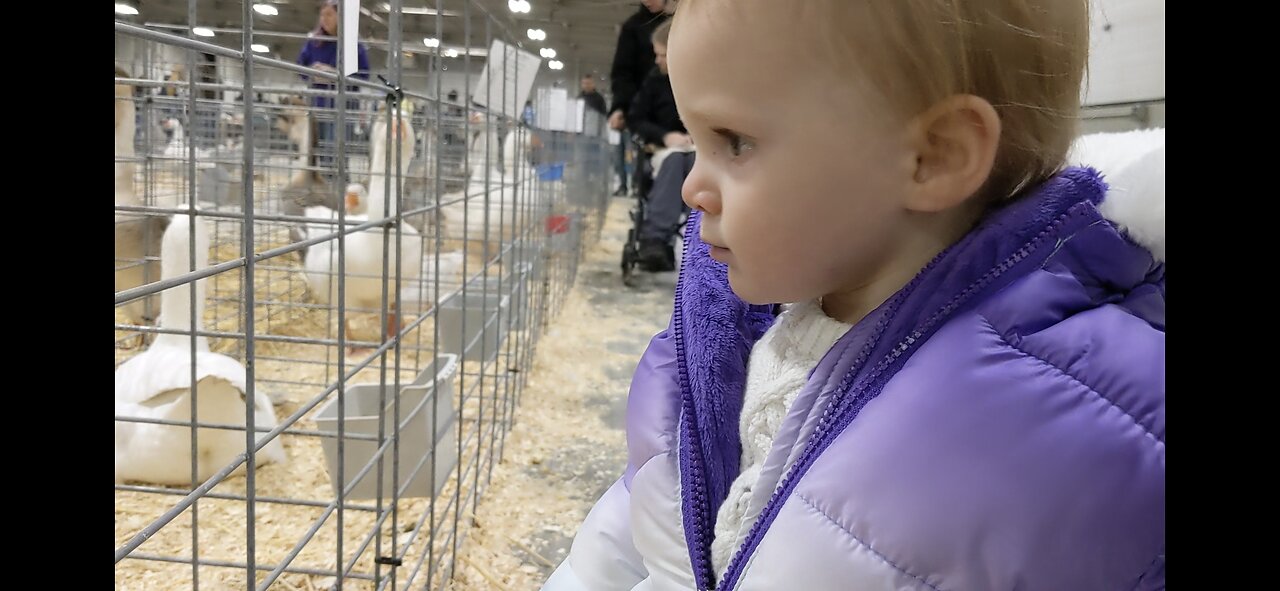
[465,111,506,182]
[438,179,525,241]
[293,183,368,258]
[304,110,425,351]
[115,71,138,205]
[276,97,312,153]
[437,124,531,243]
[501,126,538,181]
[115,212,286,485]
[464,120,535,185]
[280,106,366,248]
[160,118,186,159]
[160,118,213,160]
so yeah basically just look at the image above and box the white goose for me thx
[304,110,425,351]
[115,71,138,206]
[501,125,538,181]
[116,71,169,336]
[115,212,286,485]
[280,107,369,249]
[437,124,530,244]
[156,118,214,195]
[161,118,201,159]
[464,119,536,185]
[294,183,368,259]
[466,111,499,169]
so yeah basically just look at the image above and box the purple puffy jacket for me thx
[545,130,1165,591]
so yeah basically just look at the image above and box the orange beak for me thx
[345,192,360,211]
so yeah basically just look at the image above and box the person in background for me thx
[579,74,608,136]
[607,0,671,195]
[627,20,690,272]
[523,100,536,127]
[446,89,463,117]
[441,89,466,163]
[297,0,371,176]
[580,74,607,116]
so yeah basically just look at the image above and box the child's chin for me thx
[726,272,777,306]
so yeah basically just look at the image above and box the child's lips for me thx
[701,231,730,259]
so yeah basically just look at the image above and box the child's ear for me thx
[904,95,1001,213]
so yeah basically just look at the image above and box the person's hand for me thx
[312,62,336,73]
[663,132,692,148]
[608,110,626,130]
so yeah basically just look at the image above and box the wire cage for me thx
[114,2,609,589]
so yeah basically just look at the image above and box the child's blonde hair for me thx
[675,0,1090,202]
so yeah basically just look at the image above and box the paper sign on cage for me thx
[343,0,359,76]
[471,39,541,119]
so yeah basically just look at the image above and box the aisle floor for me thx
[448,194,680,589]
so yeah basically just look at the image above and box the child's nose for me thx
[682,161,720,215]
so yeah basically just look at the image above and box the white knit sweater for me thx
[710,299,853,578]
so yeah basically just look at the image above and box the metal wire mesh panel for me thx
[115,2,608,588]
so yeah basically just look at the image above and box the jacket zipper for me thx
[715,203,1094,590]
[672,214,717,590]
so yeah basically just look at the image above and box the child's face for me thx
[669,6,920,306]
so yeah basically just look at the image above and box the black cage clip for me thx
[377,74,405,110]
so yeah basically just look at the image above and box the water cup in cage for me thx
[546,213,582,254]
[439,283,512,363]
[314,355,459,500]
[536,162,565,181]
[546,215,571,234]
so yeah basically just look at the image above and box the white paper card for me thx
[343,0,360,76]
[472,39,542,119]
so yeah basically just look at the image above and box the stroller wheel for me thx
[622,242,640,286]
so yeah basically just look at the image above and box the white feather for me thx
[115,212,286,485]
[305,113,425,315]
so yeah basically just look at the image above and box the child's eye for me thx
[713,128,755,159]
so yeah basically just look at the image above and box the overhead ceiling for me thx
[121,0,645,80]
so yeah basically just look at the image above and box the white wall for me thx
[1083,0,1165,105]
[117,31,563,109]
[217,55,309,100]
[436,66,489,101]
[115,33,189,82]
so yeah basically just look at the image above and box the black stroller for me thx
[620,137,689,286]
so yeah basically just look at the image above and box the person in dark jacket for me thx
[627,70,684,148]
[580,74,607,119]
[608,0,670,129]
[297,0,371,175]
[608,0,670,195]
[627,20,692,272]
